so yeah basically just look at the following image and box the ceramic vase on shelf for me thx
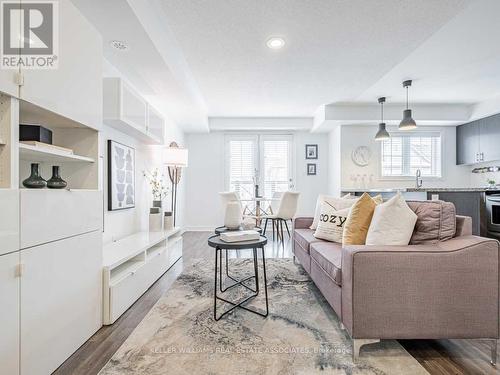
[47,166,67,189]
[224,201,242,230]
[149,207,162,232]
[164,211,173,231]
[22,163,46,188]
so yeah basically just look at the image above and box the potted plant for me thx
[143,168,169,208]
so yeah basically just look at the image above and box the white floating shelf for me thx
[19,143,95,163]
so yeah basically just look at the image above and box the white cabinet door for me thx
[0,252,20,375]
[0,189,19,256]
[20,230,102,375]
[20,189,102,249]
[19,0,102,130]
[147,105,165,143]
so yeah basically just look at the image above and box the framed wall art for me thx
[108,140,135,211]
[305,144,318,159]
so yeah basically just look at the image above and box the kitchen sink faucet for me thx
[416,169,423,188]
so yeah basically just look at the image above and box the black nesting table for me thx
[207,234,268,321]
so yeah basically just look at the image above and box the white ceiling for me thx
[72,0,500,132]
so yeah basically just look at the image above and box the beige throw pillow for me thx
[310,194,359,229]
[342,193,383,245]
[313,205,350,243]
[366,194,417,246]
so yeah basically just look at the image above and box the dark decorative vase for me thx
[23,163,46,189]
[47,166,67,189]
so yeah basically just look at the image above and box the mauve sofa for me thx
[293,200,500,365]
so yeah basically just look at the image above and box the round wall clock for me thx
[351,146,372,167]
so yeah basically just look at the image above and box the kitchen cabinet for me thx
[456,120,479,165]
[0,251,20,375]
[0,71,19,98]
[20,230,102,375]
[0,189,19,256]
[456,114,500,165]
[19,0,102,130]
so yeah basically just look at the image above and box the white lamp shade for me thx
[163,147,188,167]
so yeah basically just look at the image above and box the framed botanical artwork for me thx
[307,163,317,175]
[108,140,135,211]
[305,144,318,159]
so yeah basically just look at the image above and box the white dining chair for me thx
[262,191,300,241]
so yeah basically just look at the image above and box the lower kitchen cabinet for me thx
[0,251,20,375]
[20,230,102,375]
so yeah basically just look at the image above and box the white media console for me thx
[102,228,183,325]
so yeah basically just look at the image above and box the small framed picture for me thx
[108,140,136,211]
[305,144,318,159]
[307,163,317,175]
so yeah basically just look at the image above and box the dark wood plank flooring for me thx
[54,231,498,375]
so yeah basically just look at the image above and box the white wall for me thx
[339,125,471,189]
[328,125,341,196]
[184,131,329,230]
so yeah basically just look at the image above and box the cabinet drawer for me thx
[20,189,102,248]
[167,236,183,268]
[0,189,19,255]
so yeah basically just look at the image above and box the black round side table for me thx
[214,226,262,235]
[207,235,268,321]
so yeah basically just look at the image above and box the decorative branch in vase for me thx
[143,168,170,208]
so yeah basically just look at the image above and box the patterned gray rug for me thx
[99,258,428,375]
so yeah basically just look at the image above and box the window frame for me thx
[378,130,444,181]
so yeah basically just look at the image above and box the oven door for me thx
[486,194,500,233]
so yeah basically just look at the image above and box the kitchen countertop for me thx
[341,187,500,193]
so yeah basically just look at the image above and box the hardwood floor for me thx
[55,231,498,375]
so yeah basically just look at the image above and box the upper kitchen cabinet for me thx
[478,114,500,163]
[456,120,479,165]
[19,0,103,130]
[456,113,500,165]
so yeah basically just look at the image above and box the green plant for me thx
[143,168,169,200]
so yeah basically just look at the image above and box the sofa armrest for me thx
[456,215,473,236]
[293,217,313,229]
[341,236,499,339]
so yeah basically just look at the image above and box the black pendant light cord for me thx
[381,99,384,122]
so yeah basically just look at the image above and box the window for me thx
[381,132,441,178]
[225,134,293,201]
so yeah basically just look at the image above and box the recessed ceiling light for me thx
[266,37,285,49]
[110,40,129,51]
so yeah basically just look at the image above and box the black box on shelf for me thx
[20,124,53,144]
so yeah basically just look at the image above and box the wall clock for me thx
[351,146,372,167]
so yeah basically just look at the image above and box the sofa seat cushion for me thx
[310,242,342,286]
[294,229,324,253]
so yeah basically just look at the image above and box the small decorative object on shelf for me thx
[143,168,169,210]
[241,217,257,230]
[224,201,242,229]
[164,211,173,231]
[20,124,53,144]
[149,207,162,232]
[23,163,47,188]
[47,166,67,189]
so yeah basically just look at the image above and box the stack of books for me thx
[220,230,260,243]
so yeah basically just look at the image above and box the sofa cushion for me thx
[407,200,456,244]
[310,242,342,286]
[310,195,359,229]
[294,229,324,253]
[342,193,383,245]
[314,206,350,243]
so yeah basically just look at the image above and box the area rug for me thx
[99,258,428,375]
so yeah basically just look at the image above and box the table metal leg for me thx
[214,247,219,321]
[260,245,269,317]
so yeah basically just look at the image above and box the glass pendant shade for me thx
[375,123,390,141]
[399,109,417,130]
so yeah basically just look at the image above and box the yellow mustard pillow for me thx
[342,193,382,245]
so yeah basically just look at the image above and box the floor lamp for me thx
[164,142,188,227]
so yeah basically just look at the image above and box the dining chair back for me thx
[270,191,283,214]
[275,191,300,220]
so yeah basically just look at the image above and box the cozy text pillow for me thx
[366,194,418,246]
[310,194,359,229]
[342,193,382,245]
[313,205,350,243]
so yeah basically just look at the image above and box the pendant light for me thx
[375,97,390,141]
[399,80,417,130]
